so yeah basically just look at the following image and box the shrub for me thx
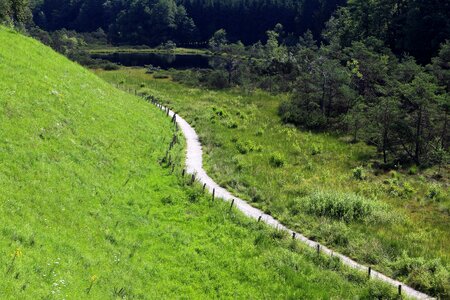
[310,221,350,247]
[206,71,229,89]
[408,165,419,175]
[311,144,322,155]
[236,140,256,154]
[279,100,327,129]
[301,190,378,223]
[187,189,202,203]
[154,74,170,79]
[226,119,238,128]
[211,106,228,119]
[137,87,152,98]
[161,195,173,205]
[269,152,285,168]
[249,187,263,203]
[362,280,397,299]
[102,62,120,70]
[352,166,366,180]
[391,253,449,297]
[427,184,445,202]
[385,178,416,198]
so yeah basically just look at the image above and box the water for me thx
[92,52,212,69]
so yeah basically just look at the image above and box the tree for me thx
[209,29,227,52]
[0,0,31,27]
[367,96,401,164]
[397,72,442,165]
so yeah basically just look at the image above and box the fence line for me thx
[134,88,433,300]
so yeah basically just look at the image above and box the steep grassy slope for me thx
[94,67,449,297]
[0,28,395,298]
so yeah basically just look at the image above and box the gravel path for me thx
[156,103,433,300]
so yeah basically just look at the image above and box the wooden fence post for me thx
[368,267,371,279]
[398,285,402,297]
[181,169,185,177]
[190,174,195,184]
[229,199,235,211]
[212,188,215,201]
[316,244,320,255]
[292,232,296,239]
[258,216,262,222]
[202,183,206,192]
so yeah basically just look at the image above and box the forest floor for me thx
[95,67,450,298]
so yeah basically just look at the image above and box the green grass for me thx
[94,67,450,297]
[0,27,402,298]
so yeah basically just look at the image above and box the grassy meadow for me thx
[94,67,450,297]
[0,27,406,298]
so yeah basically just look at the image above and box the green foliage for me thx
[352,166,366,180]
[269,152,285,167]
[236,140,257,154]
[160,40,177,51]
[279,39,448,167]
[310,144,322,155]
[391,253,450,297]
[324,0,450,64]
[96,67,449,298]
[300,191,379,223]
[208,29,227,52]
[153,74,170,79]
[160,195,174,205]
[0,0,31,27]
[362,280,398,299]
[0,27,386,299]
[427,184,446,203]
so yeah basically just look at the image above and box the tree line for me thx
[177,24,449,169]
[1,0,449,62]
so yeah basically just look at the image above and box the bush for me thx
[427,184,446,202]
[137,88,152,98]
[154,74,170,79]
[161,195,173,205]
[279,100,327,130]
[362,280,397,299]
[408,165,419,175]
[309,221,350,247]
[187,189,202,203]
[391,253,449,297]
[226,119,238,128]
[311,144,322,155]
[269,152,285,167]
[102,62,120,70]
[236,140,257,154]
[206,71,229,89]
[352,166,366,180]
[301,190,379,223]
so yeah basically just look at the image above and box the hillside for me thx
[0,28,397,298]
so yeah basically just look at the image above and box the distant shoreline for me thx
[87,46,211,56]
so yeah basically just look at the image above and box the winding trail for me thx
[155,103,432,300]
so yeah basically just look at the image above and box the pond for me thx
[91,52,212,69]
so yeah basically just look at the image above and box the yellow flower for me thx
[90,275,98,282]
[14,248,22,258]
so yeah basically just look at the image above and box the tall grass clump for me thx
[301,191,381,223]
